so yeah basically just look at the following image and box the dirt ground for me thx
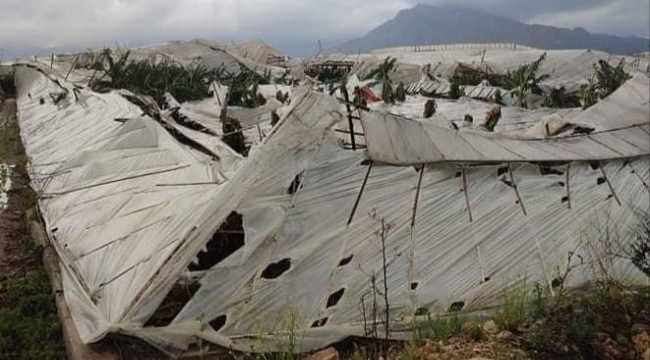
[0,99,36,287]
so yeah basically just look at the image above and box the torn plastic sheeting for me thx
[117,88,345,336]
[163,146,649,352]
[14,65,240,343]
[13,59,650,356]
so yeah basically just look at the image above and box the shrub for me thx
[449,77,463,99]
[631,211,650,278]
[494,281,546,332]
[423,99,437,118]
[417,312,464,342]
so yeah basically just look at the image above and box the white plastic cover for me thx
[12,61,650,357]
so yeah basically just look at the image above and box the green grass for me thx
[493,281,546,332]
[0,269,65,360]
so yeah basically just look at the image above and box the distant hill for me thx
[336,4,650,55]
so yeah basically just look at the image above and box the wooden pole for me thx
[347,161,373,226]
[599,162,622,206]
[50,53,54,69]
[340,84,357,150]
[508,164,527,216]
[411,165,425,228]
[256,123,263,142]
[462,166,473,222]
[566,163,572,209]
[65,55,79,81]
[408,164,426,291]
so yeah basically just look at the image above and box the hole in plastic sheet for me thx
[188,212,244,271]
[210,315,227,332]
[311,317,328,328]
[606,194,614,201]
[483,276,491,283]
[551,278,563,289]
[287,172,304,195]
[455,171,462,178]
[51,227,58,233]
[497,166,508,176]
[415,308,429,316]
[539,166,564,176]
[144,281,201,327]
[572,126,595,135]
[500,176,514,188]
[552,181,566,188]
[590,162,601,171]
[361,159,371,166]
[261,258,292,279]
[410,282,419,290]
[338,255,354,267]
[449,301,465,312]
[326,288,346,308]
[39,98,45,105]
[561,196,569,203]
[597,177,606,185]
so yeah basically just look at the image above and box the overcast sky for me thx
[1,0,648,58]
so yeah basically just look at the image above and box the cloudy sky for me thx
[1,0,648,58]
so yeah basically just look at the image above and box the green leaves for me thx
[364,57,397,82]
[593,59,631,98]
[99,48,233,104]
[505,53,548,108]
[579,60,631,110]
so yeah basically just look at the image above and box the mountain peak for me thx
[336,4,649,55]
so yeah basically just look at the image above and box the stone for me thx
[426,353,439,360]
[496,330,516,342]
[596,332,611,342]
[483,320,498,334]
[632,324,650,334]
[307,347,338,360]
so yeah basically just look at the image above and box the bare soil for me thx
[0,99,37,293]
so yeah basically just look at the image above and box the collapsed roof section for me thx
[362,74,650,165]
[128,39,285,77]
[12,53,650,358]
[339,47,650,96]
[223,39,287,67]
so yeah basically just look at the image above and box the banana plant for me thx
[505,53,549,108]
[364,57,397,104]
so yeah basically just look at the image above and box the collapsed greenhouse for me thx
[5,40,650,357]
